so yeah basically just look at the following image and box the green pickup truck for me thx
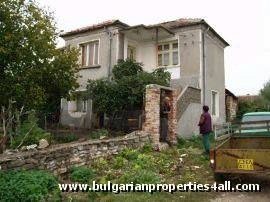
[210,112,270,179]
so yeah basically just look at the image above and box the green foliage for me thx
[132,154,156,170]
[177,134,214,150]
[140,143,153,153]
[89,129,109,139]
[0,170,60,201]
[177,135,203,149]
[11,111,51,148]
[0,0,79,112]
[112,59,143,80]
[236,97,269,120]
[86,59,171,114]
[112,156,128,169]
[260,80,270,102]
[120,148,139,160]
[70,166,96,183]
[53,133,78,143]
[92,157,109,171]
[119,169,161,184]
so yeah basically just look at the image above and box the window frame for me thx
[79,39,100,67]
[211,90,219,117]
[157,40,179,67]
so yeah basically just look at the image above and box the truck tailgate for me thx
[215,149,270,173]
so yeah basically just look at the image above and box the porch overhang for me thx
[120,24,174,42]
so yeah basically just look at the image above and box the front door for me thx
[127,45,136,61]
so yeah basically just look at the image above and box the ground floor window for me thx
[76,99,87,112]
[211,90,219,116]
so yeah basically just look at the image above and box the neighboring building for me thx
[225,89,238,122]
[60,18,229,137]
[238,94,260,102]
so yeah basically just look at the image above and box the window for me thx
[80,40,99,67]
[76,99,87,112]
[157,41,179,67]
[211,91,219,116]
[127,45,136,60]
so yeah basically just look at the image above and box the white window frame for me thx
[82,100,87,112]
[211,90,219,117]
[157,40,179,67]
[79,39,100,67]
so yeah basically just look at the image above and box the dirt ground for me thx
[212,174,270,202]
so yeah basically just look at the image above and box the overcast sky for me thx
[39,0,270,95]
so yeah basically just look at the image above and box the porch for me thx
[120,25,181,80]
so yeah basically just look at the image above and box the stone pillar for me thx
[143,84,178,147]
[143,85,161,145]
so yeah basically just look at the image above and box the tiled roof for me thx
[60,20,129,37]
[60,18,229,46]
[154,18,204,29]
[154,18,229,46]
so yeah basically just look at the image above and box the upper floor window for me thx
[80,40,99,67]
[157,41,178,67]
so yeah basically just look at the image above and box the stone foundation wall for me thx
[0,131,150,175]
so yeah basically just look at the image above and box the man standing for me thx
[198,105,212,155]
[160,97,171,143]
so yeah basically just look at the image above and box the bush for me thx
[132,154,155,170]
[53,133,79,143]
[112,156,128,169]
[119,169,161,184]
[70,166,96,183]
[120,148,139,161]
[89,129,109,139]
[11,112,51,149]
[140,143,153,153]
[0,170,60,201]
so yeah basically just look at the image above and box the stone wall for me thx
[225,96,238,121]
[0,131,150,175]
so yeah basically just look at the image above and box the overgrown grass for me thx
[52,133,79,144]
[0,170,60,201]
[177,133,215,150]
[65,137,215,201]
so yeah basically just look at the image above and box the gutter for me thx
[201,26,210,105]
[105,27,113,81]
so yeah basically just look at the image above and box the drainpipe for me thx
[105,27,113,81]
[201,27,210,105]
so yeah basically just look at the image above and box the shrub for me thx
[134,154,155,169]
[120,148,139,161]
[177,135,202,149]
[11,112,51,148]
[112,156,128,169]
[70,166,96,183]
[53,133,79,143]
[140,143,153,153]
[92,157,109,172]
[0,170,60,201]
[89,129,109,139]
[119,169,161,184]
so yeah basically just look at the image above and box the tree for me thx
[86,59,171,116]
[260,80,270,103]
[0,0,79,112]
